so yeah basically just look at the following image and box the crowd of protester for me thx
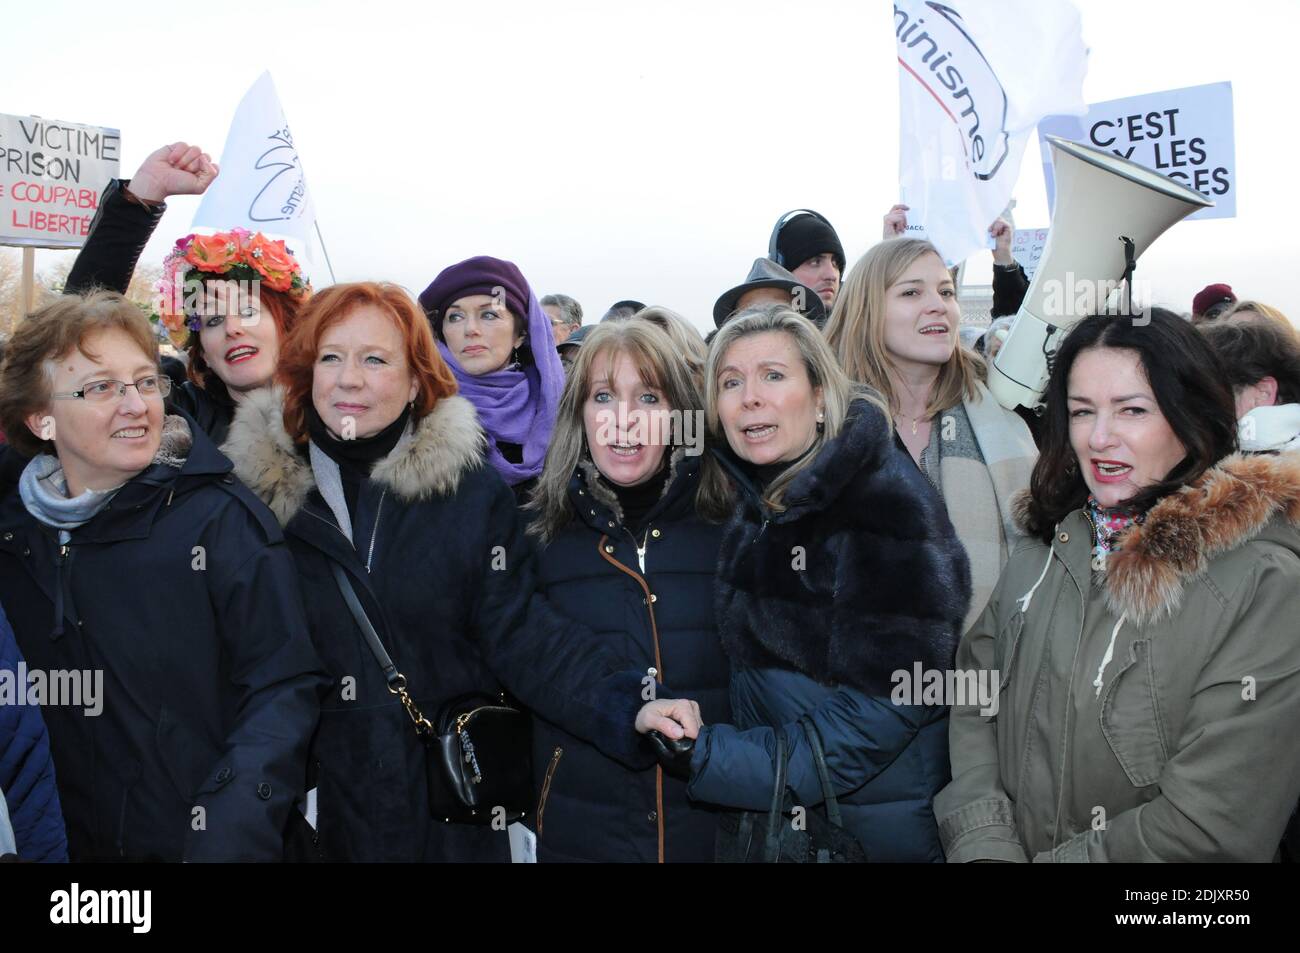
[0,141,1297,864]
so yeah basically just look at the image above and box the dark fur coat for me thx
[714,398,971,696]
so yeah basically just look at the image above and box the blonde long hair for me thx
[526,320,731,542]
[824,238,984,419]
[705,305,886,511]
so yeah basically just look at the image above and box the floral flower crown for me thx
[153,228,311,344]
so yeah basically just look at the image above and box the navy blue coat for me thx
[530,453,730,862]
[687,399,971,862]
[0,602,67,861]
[0,414,326,861]
[224,389,649,862]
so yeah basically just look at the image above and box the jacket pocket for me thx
[156,706,216,802]
[535,747,563,839]
[1099,639,1169,788]
[993,611,1026,694]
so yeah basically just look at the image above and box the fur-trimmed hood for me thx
[222,386,486,526]
[1015,453,1300,625]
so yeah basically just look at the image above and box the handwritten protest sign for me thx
[1038,82,1235,220]
[1011,227,1049,280]
[0,114,120,247]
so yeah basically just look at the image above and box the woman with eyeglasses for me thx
[0,291,326,861]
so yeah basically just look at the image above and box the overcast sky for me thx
[4,0,1298,330]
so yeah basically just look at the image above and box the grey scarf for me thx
[18,415,193,541]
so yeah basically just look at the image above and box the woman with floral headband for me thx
[62,142,310,447]
[152,227,310,445]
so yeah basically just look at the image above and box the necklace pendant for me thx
[912,419,918,435]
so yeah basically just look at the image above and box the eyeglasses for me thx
[51,375,173,403]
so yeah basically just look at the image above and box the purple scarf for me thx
[437,291,564,486]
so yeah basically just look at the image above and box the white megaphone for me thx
[988,135,1214,411]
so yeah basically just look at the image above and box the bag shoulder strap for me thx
[799,715,844,828]
[328,561,399,687]
[328,561,433,736]
[762,730,791,863]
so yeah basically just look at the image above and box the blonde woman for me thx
[824,238,1036,630]
[632,306,709,391]
[526,320,731,862]
[636,306,971,862]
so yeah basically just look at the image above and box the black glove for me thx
[647,730,695,780]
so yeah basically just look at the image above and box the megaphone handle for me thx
[1120,236,1136,315]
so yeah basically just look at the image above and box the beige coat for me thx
[936,453,1300,861]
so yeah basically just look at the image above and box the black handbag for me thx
[715,716,868,863]
[329,563,533,826]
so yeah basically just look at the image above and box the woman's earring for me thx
[816,410,825,434]
[509,346,522,371]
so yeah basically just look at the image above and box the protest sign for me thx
[1011,227,1049,280]
[0,113,120,248]
[1038,81,1235,220]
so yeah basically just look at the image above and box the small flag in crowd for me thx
[192,71,317,249]
[894,0,1089,264]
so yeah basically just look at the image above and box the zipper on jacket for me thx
[52,541,78,638]
[626,527,651,574]
[535,747,563,839]
[595,534,668,862]
[366,489,387,572]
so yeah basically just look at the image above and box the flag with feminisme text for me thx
[894,0,1088,264]
[192,71,316,248]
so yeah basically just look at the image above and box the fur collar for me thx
[1014,454,1300,625]
[223,386,486,526]
[574,447,688,529]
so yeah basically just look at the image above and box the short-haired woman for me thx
[937,309,1300,861]
[0,291,325,861]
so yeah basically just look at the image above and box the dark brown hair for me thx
[1021,308,1238,543]
[1200,319,1300,405]
[0,291,158,457]
[276,282,458,444]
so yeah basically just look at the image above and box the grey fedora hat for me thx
[713,258,827,328]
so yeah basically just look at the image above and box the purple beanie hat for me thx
[418,255,530,328]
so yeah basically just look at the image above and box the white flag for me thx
[895,0,1088,264]
[192,71,316,248]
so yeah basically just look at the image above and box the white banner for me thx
[1038,82,1235,220]
[895,0,1088,265]
[193,71,317,248]
[0,114,120,248]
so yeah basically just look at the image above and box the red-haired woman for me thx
[223,282,682,862]
[64,142,309,446]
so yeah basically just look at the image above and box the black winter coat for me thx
[0,414,326,861]
[224,389,649,862]
[530,452,730,862]
[64,178,164,299]
[687,399,971,862]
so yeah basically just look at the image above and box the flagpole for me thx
[313,221,338,284]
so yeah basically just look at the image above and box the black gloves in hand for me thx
[647,730,695,780]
